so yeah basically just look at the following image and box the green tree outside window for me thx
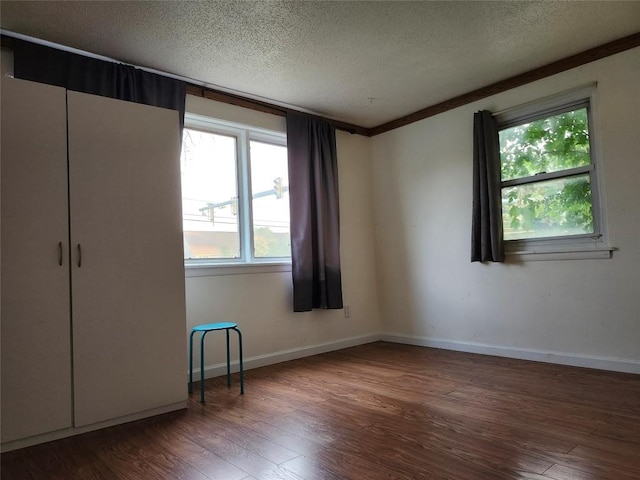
[499,108,595,240]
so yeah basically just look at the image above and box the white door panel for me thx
[1,78,72,442]
[67,92,187,427]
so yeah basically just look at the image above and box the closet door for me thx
[67,92,187,427]
[1,78,72,442]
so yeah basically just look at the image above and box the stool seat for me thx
[189,322,244,402]
[193,322,237,331]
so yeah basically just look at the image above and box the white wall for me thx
[184,95,381,376]
[371,48,640,372]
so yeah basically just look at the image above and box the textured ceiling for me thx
[1,1,639,128]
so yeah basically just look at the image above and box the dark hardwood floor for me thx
[2,342,639,479]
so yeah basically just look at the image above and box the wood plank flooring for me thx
[2,342,639,479]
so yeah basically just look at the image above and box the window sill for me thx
[506,246,613,262]
[185,262,292,277]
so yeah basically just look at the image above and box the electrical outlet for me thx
[344,305,351,318]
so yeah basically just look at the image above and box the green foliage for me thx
[254,227,291,258]
[500,108,590,180]
[499,108,594,239]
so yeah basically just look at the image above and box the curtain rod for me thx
[183,84,371,135]
[0,33,370,136]
[4,32,639,138]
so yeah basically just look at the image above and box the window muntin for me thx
[498,101,599,242]
[180,115,290,264]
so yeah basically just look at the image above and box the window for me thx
[180,114,290,265]
[495,87,607,255]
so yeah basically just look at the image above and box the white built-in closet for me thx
[1,77,187,449]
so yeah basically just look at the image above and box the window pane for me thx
[502,174,594,240]
[249,140,291,258]
[180,128,239,259]
[500,108,590,181]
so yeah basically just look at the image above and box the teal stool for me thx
[189,322,244,402]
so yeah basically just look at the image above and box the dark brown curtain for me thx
[471,110,504,262]
[12,39,186,129]
[286,113,344,312]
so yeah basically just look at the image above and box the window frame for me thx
[181,113,291,270]
[494,85,612,260]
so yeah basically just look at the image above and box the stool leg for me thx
[234,327,244,394]
[225,328,231,387]
[200,331,208,403]
[188,329,196,394]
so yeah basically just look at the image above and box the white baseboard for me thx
[0,401,187,453]
[191,333,382,380]
[381,334,640,374]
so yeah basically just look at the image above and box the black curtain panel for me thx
[12,39,186,129]
[471,110,505,262]
[286,112,344,312]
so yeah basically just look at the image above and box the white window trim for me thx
[494,84,612,261]
[185,262,292,277]
[183,113,291,274]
